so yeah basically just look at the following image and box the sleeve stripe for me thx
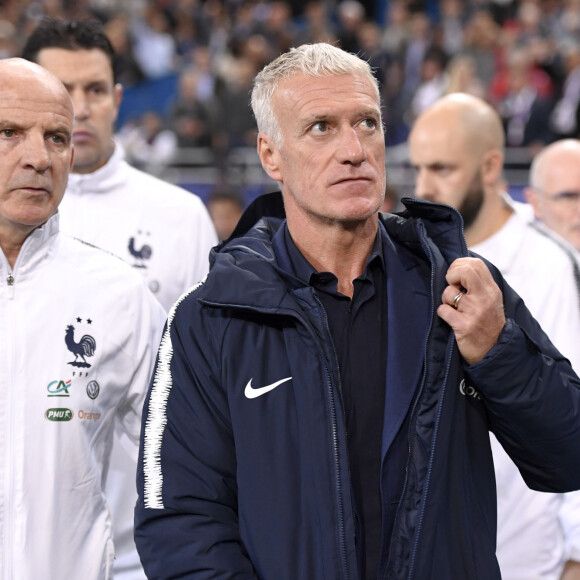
[142,276,207,509]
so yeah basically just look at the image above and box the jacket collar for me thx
[66,139,127,195]
[203,192,466,309]
[215,192,466,258]
[0,213,60,276]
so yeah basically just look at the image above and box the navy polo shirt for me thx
[283,224,388,580]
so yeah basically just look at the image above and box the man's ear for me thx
[257,133,283,183]
[481,149,504,186]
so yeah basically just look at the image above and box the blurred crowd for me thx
[1,0,580,176]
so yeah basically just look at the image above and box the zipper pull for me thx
[7,273,14,299]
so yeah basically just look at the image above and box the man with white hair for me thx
[526,139,580,255]
[135,44,580,580]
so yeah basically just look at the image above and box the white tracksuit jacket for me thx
[58,143,216,579]
[60,143,217,313]
[0,215,166,580]
[472,197,580,580]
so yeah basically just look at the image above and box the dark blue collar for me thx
[281,221,385,287]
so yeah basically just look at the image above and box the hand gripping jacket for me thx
[135,194,580,580]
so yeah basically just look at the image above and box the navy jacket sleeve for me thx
[466,265,580,493]
[134,296,259,579]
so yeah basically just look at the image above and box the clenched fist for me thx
[438,258,506,365]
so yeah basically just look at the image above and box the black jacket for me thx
[135,194,580,579]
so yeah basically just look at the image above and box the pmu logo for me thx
[47,379,72,397]
[45,408,74,422]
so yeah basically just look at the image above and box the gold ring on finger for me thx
[452,292,464,310]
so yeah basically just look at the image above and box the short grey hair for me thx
[251,43,380,147]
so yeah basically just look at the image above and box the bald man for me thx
[410,93,580,580]
[526,139,580,253]
[0,59,165,579]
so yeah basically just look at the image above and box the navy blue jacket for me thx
[135,194,580,579]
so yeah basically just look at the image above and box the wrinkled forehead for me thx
[1,86,72,112]
[0,67,72,118]
[275,72,381,113]
[0,89,73,132]
[4,61,71,101]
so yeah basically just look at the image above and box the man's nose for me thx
[337,126,367,165]
[70,88,89,120]
[23,134,51,172]
[414,168,432,199]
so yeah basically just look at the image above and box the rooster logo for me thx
[128,236,152,269]
[65,325,96,368]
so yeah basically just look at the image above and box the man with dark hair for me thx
[22,17,116,74]
[22,17,217,311]
[207,188,245,241]
[23,17,216,580]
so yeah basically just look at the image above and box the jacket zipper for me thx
[408,335,455,578]
[406,220,457,579]
[313,293,351,580]
[381,201,468,579]
[6,273,14,299]
[381,222,436,579]
[3,271,15,577]
[381,363,429,577]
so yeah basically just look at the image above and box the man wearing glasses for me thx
[526,139,580,254]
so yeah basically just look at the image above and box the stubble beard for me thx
[458,170,485,230]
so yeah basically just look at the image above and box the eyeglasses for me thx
[535,189,580,206]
